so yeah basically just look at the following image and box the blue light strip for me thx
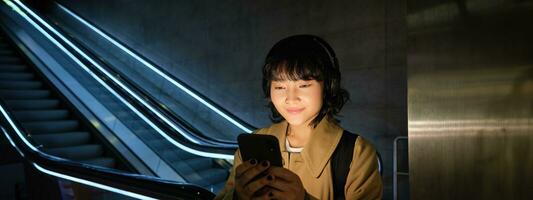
[57,3,253,134]
[1,126,24,158]
[0,96,37,152]
[0,105,154,200]
[8,0,232,160]
[33,163,156,200]
[13,0,200,144]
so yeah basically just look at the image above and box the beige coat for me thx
[215,118,383,200]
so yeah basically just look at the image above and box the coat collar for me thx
[267,117,344,178]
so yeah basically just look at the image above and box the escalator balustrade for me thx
[0,33,123,170]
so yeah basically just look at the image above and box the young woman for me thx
[216,35,382,200]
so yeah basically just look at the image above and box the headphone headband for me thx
[311,36,338,69]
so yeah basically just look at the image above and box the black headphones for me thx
[310,35,339,71]
[264,34,348,123]
[306,35,342,97]
[266,34,338,71]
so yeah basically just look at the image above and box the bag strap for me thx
[331,130,358,200]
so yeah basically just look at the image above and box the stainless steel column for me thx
[408,0,533,199]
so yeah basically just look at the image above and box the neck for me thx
[287,123,314,147]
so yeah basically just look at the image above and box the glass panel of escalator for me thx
[44,4,253,143]
[65,180,134,200]
[25,175,135,200]
[37,32,230,193]
[0,31,132,173]
[1,3,228,195]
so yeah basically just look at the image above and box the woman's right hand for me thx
[234,159,274,200]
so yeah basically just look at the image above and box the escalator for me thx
[39,5,236,192]
[1,0,236,194]
[0,32,128,171]
[85,88,230,191]
[0,28,215,198]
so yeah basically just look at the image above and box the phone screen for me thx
[237,134,282,167]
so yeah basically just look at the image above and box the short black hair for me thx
[262,35,350,127]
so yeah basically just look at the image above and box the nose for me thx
[285,87,300,104]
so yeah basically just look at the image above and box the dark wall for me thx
[55,0,406,198]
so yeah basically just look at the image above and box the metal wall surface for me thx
[408,0,533,199]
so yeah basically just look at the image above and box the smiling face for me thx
[263,35,349,128]
[270,78,324,127]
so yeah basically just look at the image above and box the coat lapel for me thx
[302,117,344,178]
[262,118,344,178]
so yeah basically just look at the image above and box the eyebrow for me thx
[271,79,313,83]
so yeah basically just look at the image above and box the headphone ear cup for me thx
[310,36,340,102]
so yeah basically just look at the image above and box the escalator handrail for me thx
[22,0,240,148]
[8,0,237,159]
[61,34,239,147]
[0,99,216,200]
[37,18,239,154]
[57,2,257,134]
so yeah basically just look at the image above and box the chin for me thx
[284,117,308,126]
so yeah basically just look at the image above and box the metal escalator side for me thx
[7,1,236,193]
[0,33,128,171]
[46,1,255,143]
[0,23,216,200]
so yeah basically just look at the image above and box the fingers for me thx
[235,160,273,199]
[252,188,276,200]
[268,186,305,200]
[267,166,300,182]
[268,188,287,200]
[244,174,275,197]
[265,175,291,192]
[237,160,272,186]
[235,159,258,179]
[265,166,305,198]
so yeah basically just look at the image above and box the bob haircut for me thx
[262,34,350,127]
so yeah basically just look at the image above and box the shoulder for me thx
[340,130,377,154]
[354,136,376,153]
[254,127,270,135]
[336,129,378,166]
[253,121,286,139]
[344,134,383,199]
[350,135,379,167]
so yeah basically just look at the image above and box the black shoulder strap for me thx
[331,130,358,200]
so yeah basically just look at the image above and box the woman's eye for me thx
[274,86,285,90]
[299,84,311,88]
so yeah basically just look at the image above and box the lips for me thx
[286,108,304,114]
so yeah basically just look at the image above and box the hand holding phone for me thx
[235,134,282,198]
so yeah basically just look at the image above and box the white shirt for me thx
[285,137,304,153]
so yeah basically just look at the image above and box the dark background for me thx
[52,0,408,198]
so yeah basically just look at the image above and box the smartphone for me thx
[237,134,282,167]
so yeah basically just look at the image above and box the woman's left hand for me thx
[266,166,306,200]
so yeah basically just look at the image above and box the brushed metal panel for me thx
[408,0,533,199]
